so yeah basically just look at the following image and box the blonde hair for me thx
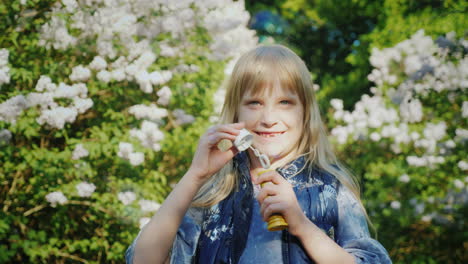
[191,45,369,226]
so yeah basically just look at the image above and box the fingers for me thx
[261,200,286,222]
[202,123,245,148]
[206,132,237,146]
[256,183,279,204]
[206,122,245,136]
[255,170,288,186]
[255,174,296,222]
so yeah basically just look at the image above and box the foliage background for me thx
[246,0,467,263]
[0,0,467,263]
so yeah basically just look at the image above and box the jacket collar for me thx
[233,151,307,181]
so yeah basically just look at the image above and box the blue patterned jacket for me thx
[126,152,392,263]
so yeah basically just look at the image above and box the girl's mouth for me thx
[255,131,285,138]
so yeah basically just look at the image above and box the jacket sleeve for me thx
[335,184,392,264]
[125,207,203,264]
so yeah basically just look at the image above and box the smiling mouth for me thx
[255,131,285,138]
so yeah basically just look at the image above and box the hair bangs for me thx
[238,56,302,100]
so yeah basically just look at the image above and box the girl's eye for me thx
[280,100,292,105]
[248,101,261,105]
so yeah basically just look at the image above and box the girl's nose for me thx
[259,109,278,127]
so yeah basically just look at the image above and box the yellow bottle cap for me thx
[267,214,289,231]
[217,139,233,152]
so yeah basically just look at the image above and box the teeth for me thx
[259,133,281,137]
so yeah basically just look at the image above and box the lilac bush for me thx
[328,30,467,262]
[0,0,256,262]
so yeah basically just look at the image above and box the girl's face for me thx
[238,82,304,164]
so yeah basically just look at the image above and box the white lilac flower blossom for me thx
[130,121,164,151]
[423,122,447,141]
[331,126,351,144]
[129,152,144,166]
[406,155,445,167]
[135,71,153,93]
[174,64,200,73]
[159,43,179,57]
[38,16,77,50]
[330,94,399,144]
[421,215,433,222]
[157,86,172,106]
[400,98,423,123]
[444,140,456,148]
[139,217,151,229]
[111,69,126,82]
[36,107,78,129]
[117,142,144,166]
[96,70,111,83]
[73,97,93,114]
[35,75,57,92]
[0,129,12,145]
[76,182,96,197]
[128,104,168,121]
[390,201,401,210]
[139,199,161,212]
[458,161,468,170]
[0,95,28,123]
[70,65,91,82]
[370,132,381,142]
[26,92,56,109]
[330,99,344,110]
[149,70,173,86]
[27,76,92,129]
[453,179,464,189]
[203,2,257,61]
[0,48,10,88]
[455,128,468,139]
[72,144,89,160]
[46,191,68,207]
[118,191,137,205]
[133,51,156,70]
[61,0,78,13]
[184,83,195,89]
[54,83,86,98]
[173,109,195,125]
[213,88,226,114]
[117,142,134,159]
[411,200,426,215]
[399,174,411,183]
[89,56,107,71]
[313,84,320,91]
[462,101,468,118]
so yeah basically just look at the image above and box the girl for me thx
[126,45,392,263]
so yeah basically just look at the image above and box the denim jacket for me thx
[126,152,392,264]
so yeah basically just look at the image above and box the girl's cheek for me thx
[238,110,260,124]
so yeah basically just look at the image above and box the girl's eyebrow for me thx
[242,94,261,100]
[278,93,299,99]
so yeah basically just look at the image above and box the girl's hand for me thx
[255,170,311,237]
[188,122,245,184]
